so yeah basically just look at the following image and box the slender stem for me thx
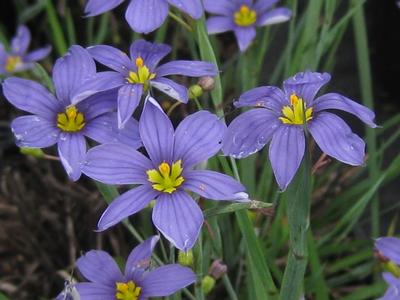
[222,274,239,300]
[168,11,192,32]
[351,0,379,238]
[44,0,67,55]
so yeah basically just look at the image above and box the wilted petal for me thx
[24,46,51,62]
[2,77,61,118]
[207,16,234,34]
[167,0,203,18]
[309,112,365,166]
[11,116,59,148]
[98,185,159,231]
[84,0,124,16]
[11,25,30,55]
[313,93,377,128]
[151,77,188,103]
[71,71,125,104]
[256,7,292,27]
[82,143,152,185]
[125,235,160,277]
[203,0,235,15]
[75,283,115,299]
[53,45,96,104]
[130,40,171,70]
[140,264,196,297]
[125,0,169,34]
[269,125,305,191]
[156,60,217,77]
[57,133,86,181]
[83,112,141,149]
[283,71,331,105]
[76,250,123,285]
[234,26,256,52]
[174,110,226,168]
[183,170,247,201]
[152,191,203,251]
[139,98,175,165]
[223,108,279,158]
[118,84,143,128]
[375,237,400,265]
[87,45,133,75]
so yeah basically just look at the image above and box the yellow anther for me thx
[234,5,257,27]
[116,281,141,300]
[135,57,144,68]
[279,94,313,125]
[57,106,85,132]
[147,160,185,194]
[5,56,22,73]
[126,57,156,91]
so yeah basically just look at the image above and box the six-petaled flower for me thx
[2,45,141,181]
[0,25,51,75]
[82,98,248,250]
[222,71,377,190]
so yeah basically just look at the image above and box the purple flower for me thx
[2,45,141,181]
[379,272,400,300]
[75,235,196,299]
[72,39,218,128]
[84,0,203,34]
[376,237,400,265]
[82,98,248,250]
[204,0,291,52]
[0,25,51,75]
[222,71,377,190]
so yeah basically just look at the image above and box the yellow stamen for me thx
[279,94,313,125]
[5,56,22,73]
[116,281,141,300]
[126,56,156,91]
[56,106,85,132]
[234,5,257,27]
[147,160,185,194]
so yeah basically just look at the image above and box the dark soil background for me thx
[0,1,399,299]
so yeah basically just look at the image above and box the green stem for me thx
[279,146,311,300]
[44,0,67,55]
[168,11,192,32]
[351,0,379,237]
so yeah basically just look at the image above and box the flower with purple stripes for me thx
[84,0,203,34]
[2,45,140,181]
[375,237,400,300]
[0,25,51,75]
[82,98,248,250]
[71,39,217,128]
[223,71,377,190]
[75,235,196,299]
[204,0,291,52]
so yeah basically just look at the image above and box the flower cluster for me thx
[0,25,51,75]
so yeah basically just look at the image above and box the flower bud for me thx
[189,84,203,99]
[178,250,194,267]
[20,147,44,158]
[201,275,216,295]
[384,261,400,277]
[198,76,215,91]
[209,259,227,280]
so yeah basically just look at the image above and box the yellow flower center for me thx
[279,94,313,125]
[126,57,156,90]
[116,281,141,300]
[5,55,22,73]
[57,106,85,132]
[234,5,257,26]
[147,160,185,194]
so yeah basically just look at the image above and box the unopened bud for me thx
[201,275,216,295]
[198,76,215,91]
[189,84,203,99]
[178,250,194,266]
[209,259,227,280]
[20,147,44,158]
[384,261,400,277]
